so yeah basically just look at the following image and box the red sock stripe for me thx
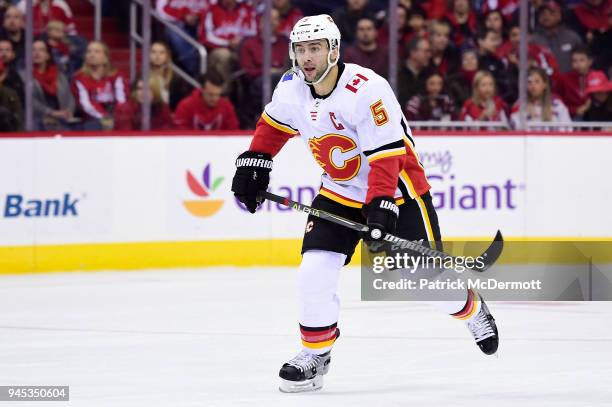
[300,325,338,343]
[452,289,475,319]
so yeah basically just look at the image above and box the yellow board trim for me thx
[261,112,298,135]
[1,238,611,275]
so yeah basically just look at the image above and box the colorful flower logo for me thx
[183,164,224,217]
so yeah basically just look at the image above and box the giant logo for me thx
[419,150,523,210]
[183,164,224,217]
[308,134,361,181]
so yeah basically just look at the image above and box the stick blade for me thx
[471,230,504,273]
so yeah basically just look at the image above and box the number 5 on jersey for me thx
[370,99,389,126]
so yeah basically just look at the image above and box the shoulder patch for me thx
[345,73,369,93]
[281,69,295,82]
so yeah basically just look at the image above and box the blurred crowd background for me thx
[0,0,610,132]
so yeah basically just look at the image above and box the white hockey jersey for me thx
[254,63,430,208]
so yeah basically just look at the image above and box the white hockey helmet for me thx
[289,14,341,85]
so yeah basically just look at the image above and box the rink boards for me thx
[0,132,611,273]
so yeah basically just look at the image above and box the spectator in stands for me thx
[397,37,433,109]
[481,9,507,40]
[583,70,612,121]
[405,71,456,121]
[477,29,513,103]
[72,41,127,130]
[446,47,479,111]
[566,0,612,44]
[459,70,509,124]
[429,20,460,76]
[149,41,192,112]
[114,78,174,131]
[0,6,24,70]
[443,0,478,48]
[274,0,303,38]
[40,20,86,79]
[239,8,290,120]
[377,4,412,59]
[31,39,75,131]
[16,0,76,36]
[174,70,240,130]
[557,46,594,118]
[510,67,571,128]
[343,17,388,77]
[0,39,23,106]
[332,0,375,45]
[532,0,583,73]
[156,0,208,77]
[479,0,519,23]
[406,6,428,39]
[0,60,21,131]
[422,0,448,20]
[199,0,256,83]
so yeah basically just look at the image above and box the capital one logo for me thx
[183,164,224,217]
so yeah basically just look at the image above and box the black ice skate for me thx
[466,295,499,355]
[278,350,331,393]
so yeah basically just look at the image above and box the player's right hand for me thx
[362,196,399,251]
[231,151,273,214]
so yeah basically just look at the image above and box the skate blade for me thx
[279,376,323,393]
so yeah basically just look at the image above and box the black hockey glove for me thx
[231,151,273,213]
[362,196,399,251]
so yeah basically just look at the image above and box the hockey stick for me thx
[258,190,504,273]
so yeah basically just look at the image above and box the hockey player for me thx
[231,15,499,393]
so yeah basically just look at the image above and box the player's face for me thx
[202,81,223,108]
[527,72,546,99]
[294,40,334,83]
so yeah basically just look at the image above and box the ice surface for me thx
[1,267,611,407]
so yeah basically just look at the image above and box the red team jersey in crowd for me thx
[276,7,304,38]
[459,96,509,123]
[173,88,240,131]
[249,63,430,207]
[199,3,257,49]
[17,0,76,35]
[72,71,127,120]
[156,0,209,22]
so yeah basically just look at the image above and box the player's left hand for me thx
[362,196,399,251]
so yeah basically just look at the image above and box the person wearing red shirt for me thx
[174,70,239,131]
[567,0,612,43]
[557,46,595,118]
[459,70,509,126]
[72,41,127,130]
[429,20,460,76]
[239,8,290,125]
[114,78,174,131]
[479,0,519,23]
[343,17,389,78]
[156,0,209,77]
[199,0,256,82]
[273,0,303,38]
[16,0,76,36]
[377,4,414,60]
[443,0,478,48]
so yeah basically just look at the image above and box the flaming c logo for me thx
[183,164,224,217]
[308,134,361,181]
